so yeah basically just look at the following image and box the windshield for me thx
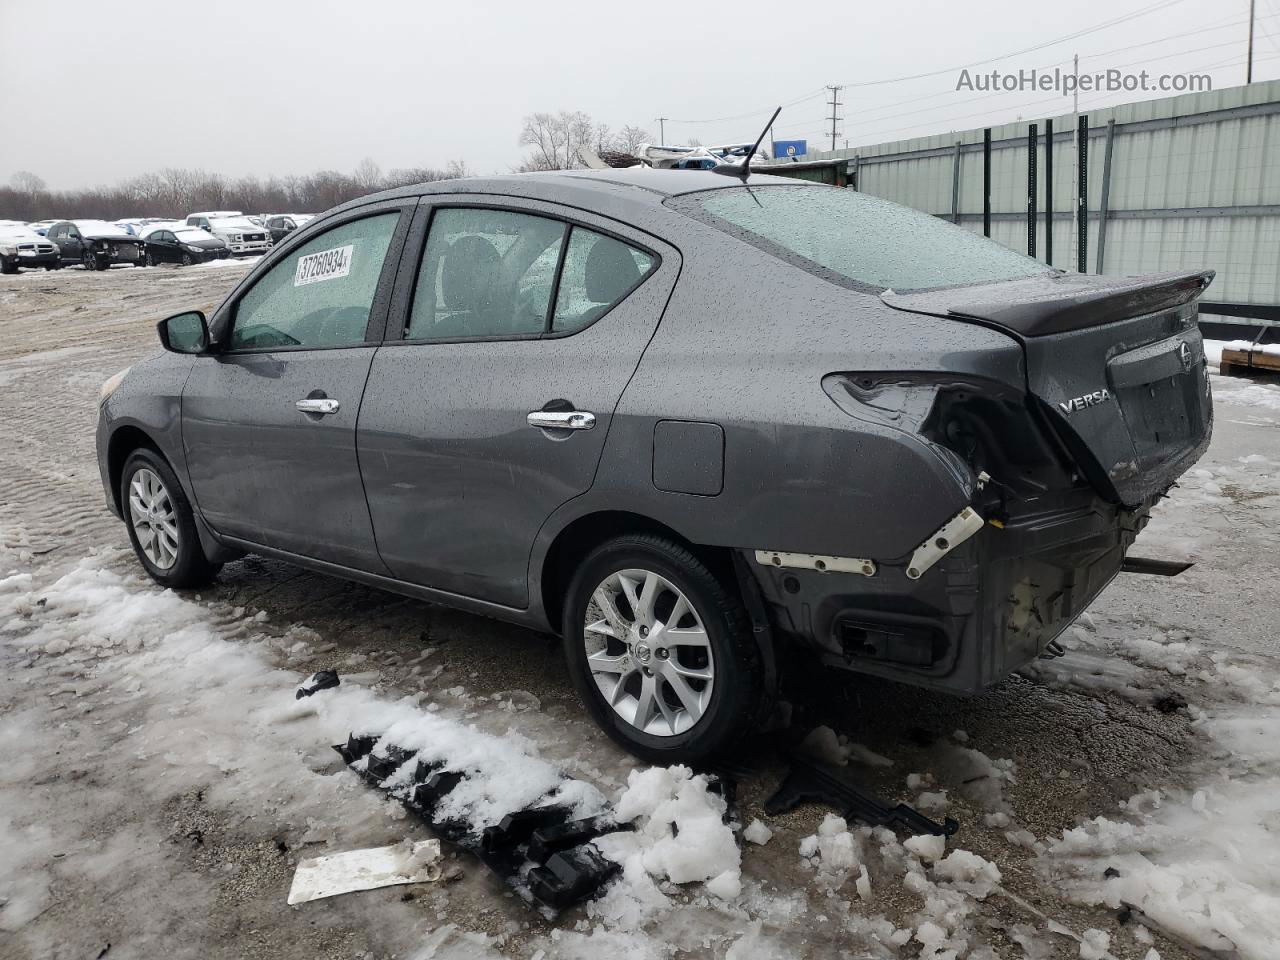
[673,184,1048,293]
[74,220,131,237]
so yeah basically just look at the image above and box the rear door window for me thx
[672,185,1047,293]
[406,208,564,340]
[229,212,400,351]
[406,208,658,340]
[551,228,655,333]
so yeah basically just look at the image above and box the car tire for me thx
[81,250,96,271]
[144,251,155,267]
[46,261,62,271]
[0,259,16,275]
[562,534,761,764]
[181,253,193,266]
[120,448,222,589]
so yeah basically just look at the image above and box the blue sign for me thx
[772,139,808,159]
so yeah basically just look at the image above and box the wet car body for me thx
[95,170,1213,757]
[141,226,231,265]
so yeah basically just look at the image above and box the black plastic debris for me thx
[333,734,376,765]
[296,670,341,699]
[528,844,622,909]
[364,746,415,784]
[766,755,959,837]
[332,732,631,913]
[526,815,628,865]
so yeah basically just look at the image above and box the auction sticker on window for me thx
[295,244,353,286]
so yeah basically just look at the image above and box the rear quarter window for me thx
[671,185,1048,293]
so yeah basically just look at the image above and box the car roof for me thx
[314,168,805,236]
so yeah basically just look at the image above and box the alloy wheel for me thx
[583,568,715,737]
[127,467,180,570]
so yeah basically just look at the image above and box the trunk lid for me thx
[884,270,1215,506]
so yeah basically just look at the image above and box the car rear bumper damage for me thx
[745,489,1152,694]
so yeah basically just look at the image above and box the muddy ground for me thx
[1,262,1276,960]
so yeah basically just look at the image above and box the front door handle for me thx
[296,397,340,415]
[527,409,596,431]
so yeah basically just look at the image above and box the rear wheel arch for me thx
[538,510,737,636]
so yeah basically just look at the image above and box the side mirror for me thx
[158,311,210,354]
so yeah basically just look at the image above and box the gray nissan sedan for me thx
[96,169,1213,762]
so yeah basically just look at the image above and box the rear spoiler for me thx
[882,270,1215,338]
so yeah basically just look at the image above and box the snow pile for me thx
[798,814,872,898]
[599,766,741,898]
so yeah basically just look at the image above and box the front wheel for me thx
[181,252,193,266]
[562,534,761,764]
[120,448,221,589]
[144,251,155,266]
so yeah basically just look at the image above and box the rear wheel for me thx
[563,534,760,764]
[120,448,221,589]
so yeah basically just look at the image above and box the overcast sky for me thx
[1,0,1271,190]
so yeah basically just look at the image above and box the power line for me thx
[836,0,1188,88]
[658,0,1191,133]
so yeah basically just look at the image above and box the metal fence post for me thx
[1044,118,1054,266]
[1077,114,1089,273]
[1027,123,1038,257]
[951,142,962,223]
[982,128,992,237]
[1095,119,1116,274]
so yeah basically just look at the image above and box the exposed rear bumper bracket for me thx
[906,506,984,580]
[755,550,877,577]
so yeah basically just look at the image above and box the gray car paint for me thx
[97,169,1212,696]
[358,195,681,608]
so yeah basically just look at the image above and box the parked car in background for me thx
[0,222,60,273]
[262,214,313,243]
[185,214,271,256]
[140,225,231,266]
[95,171,1213,762]
[26,220,62,236]
[47,220,145,270]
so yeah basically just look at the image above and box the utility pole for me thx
[826,85,843,152]
[657,117,668,144]
[1248,0,1256,82]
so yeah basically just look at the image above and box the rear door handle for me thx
[296,398,340,415]
[527,410,596,431]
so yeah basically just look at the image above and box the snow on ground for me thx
[1026,446,1280,960]
[2,293,1279,957]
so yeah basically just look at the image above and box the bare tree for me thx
[354,157,383,190]
[518,111,595,171]
[614,125,652,155]
[10,171,46,194]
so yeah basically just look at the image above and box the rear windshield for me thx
[671,184,1047,293]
